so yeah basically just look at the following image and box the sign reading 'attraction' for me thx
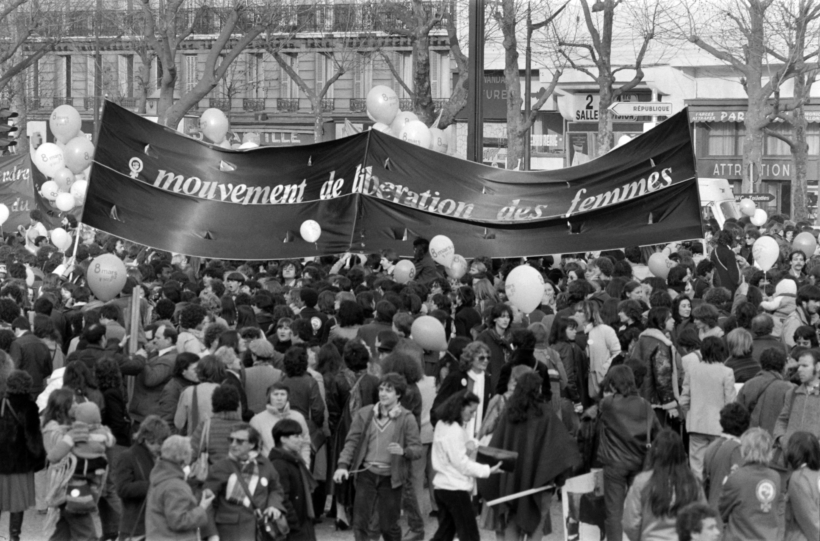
[81,102,703,260]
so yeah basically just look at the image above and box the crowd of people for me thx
[1,209,820,540]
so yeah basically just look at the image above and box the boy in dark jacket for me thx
[270,419,317,541]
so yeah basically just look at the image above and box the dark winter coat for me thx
[476,329,511,392]
[116,442,156,538]
[269,447,317,541]
[101,386,132,447]
[0,393,45,473]
[432,369,493,427]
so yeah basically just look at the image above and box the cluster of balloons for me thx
[739,197,768,227]
[366,86,449,154]
[32,105,92,215]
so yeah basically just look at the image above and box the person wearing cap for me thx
[376,330,399,361]
[413,237,441,284]
[245,338,284,414]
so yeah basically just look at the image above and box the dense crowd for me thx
[2,209,820,541]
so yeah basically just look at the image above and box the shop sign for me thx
[734,192,776,203]
[698,159,794,179]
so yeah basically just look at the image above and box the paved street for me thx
[0,499,567,541]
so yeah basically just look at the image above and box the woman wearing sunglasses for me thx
[432,341,493,439]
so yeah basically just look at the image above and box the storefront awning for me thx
[687,102,820,123]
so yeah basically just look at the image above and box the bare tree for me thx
[375,0,469,129]
[0,0,76,96]
[758,0,820,221]
[556,0,663,153]
[687,0,796,194]
[140,0,282,128]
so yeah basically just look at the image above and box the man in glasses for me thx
[204,423,287,540]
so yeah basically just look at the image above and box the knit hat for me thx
[248,338,275,360]
[775,278,797,297]
[74,401,101,425]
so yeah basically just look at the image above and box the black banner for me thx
[83,102,703,259]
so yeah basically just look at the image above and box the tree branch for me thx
[689,34,749,75]
[522,68,561,130]
[378,50,414,99]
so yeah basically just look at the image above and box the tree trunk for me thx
[597,83,614,154]
[499,0,524,169]
[313,101,324,143]
[157,66,178,126]
[792,118,809,222]
[742,107,766,194]
[137,58,150,115]
[12,75,27,153]
[413,34,436,126]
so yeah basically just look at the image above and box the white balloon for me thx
[429,235,455,267]
[399,120,432,148]
[366,86,400,125]
[55,192,75,212]
[0,204,9,225]
[505,265,545,314]
[71,180,88,204]
[751,208,768,227]
[33,143,66,178]
[300,220,321,243]
[50,228,72,251]
[238,142,259,149]
[429,127,448,153]
[41,180,60,200]
[390,111,419,134]
[752,236,779,271]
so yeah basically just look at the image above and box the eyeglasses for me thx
[476,355,490,361]
[228,437,249,445]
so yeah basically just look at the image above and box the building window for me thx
[765,124,792,156]
[155,58,163,90]
[64,56,72,98]
[809,125,820,155]
[246,52,263,99]
[315,52,335,99]
[394,52,412,99]
[279,53,300,99]
[353,53,372,98]
[707,122,743,156]
[185,55,197,94]
[26,59,39,97]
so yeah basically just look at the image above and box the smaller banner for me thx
[0,153,37,231]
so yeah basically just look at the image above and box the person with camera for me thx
[203,423,286,540]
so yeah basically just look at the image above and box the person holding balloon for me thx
[413,237,441,284]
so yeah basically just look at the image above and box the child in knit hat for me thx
[71,401,114,487]
[760,278,797,337]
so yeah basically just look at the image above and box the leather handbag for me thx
[476,446,518,472]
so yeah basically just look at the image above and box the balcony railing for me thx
[277,98,299,113]
[350,98,367,113]
[25,96,450,117]
[209,98,231,112]
[23,2,450,39]
[243,98,265,112]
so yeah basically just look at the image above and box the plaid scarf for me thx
[225,456,260,508]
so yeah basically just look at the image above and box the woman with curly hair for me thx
[173,355,225,436]
[281,346,325,451]
[95,357,132,449]
[432,341,493,434]
[476,304,514,392]
[158,353,199,431]
[62,360,104,414]
[478,372,580,540]
[622,430,705,540]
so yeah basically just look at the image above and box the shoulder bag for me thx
[229,460,289,541]
[190,418,211,482]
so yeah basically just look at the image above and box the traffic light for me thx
[0,107,18,153]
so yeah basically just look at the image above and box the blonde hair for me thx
[741,427,772,465]
[161,435,193,465]
[727,327,753,357]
